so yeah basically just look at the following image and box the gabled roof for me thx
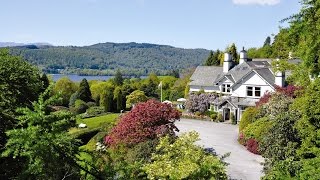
[189,66,223,86]
[190,61,276,88]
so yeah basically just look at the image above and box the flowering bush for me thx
[105,100,180,147]
[185,93,216,113]
[246,138,260,155]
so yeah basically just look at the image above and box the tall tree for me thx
[77,78,92,102]
[2,88,101,179]
[113,87,124,112]
[53,77,78,106]
[0,49,43,178]
[263,36,271,47]
[205,51,214,66]
[227,43,239,63]
[114,69,124,86]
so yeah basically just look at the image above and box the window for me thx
[247,86,261,97]
[222,84,231,93]
[255,87,261,97]
[247,87,253,96]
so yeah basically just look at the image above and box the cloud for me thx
[232,0,281,6]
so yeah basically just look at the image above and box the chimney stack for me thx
[223,52,232,73]
[239,47,247,64]
[275,58,285,87]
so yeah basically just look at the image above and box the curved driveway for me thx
[176,119,264,180]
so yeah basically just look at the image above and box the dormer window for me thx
[222,84,231,93]
[247,86,261,97]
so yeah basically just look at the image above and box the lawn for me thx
[69,113,119,134]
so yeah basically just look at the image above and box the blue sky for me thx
[0,0,300,50]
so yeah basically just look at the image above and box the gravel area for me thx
[176,119,264,180]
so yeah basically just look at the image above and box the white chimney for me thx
[223,52,232,73]
[274,58,285,87]
[239,47,247,64]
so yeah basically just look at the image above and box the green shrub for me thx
[70,99,89,114]
[86,106,105,117]
[239,107,258,131]
[195,111,202,116]
[231,112,237,125]
[243,117,273,142]
[86,101,96,108]
[216,113,223,122]
[72,128,100,146]
[210,112,218,121]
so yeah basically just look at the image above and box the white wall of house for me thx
[231,72,274,98]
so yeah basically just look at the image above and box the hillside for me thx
[8,42,210,76]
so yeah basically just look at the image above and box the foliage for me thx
[140,73,160,98]
[227,43,239,63]
[205,50,221,66]
[126,90,148,107]
[9,42,210,76]
[255,92,272,107]
[216,113,223,122]
[85,106,105,117]
[143,131,227,180]
[54,76,78,106]
[230,112,236,125]
[73,99,89,114]
[105,100,180,147]
[243,117,273,142]
[185,92,216,113]
[246,138,259,155]
[114,69,124,86]
[0,49,43,178]
[239,107,258,131]
[113,87,124,112]
[100,86,114,112]
[77,78,93,102]
[2,88,101,179]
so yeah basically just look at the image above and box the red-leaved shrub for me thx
[246,138,260,154]
[275,85,302,98]
[255,92,272,107]
[105,100,180,147]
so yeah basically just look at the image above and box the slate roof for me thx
[189,66,223,86]
[190,60,276,88]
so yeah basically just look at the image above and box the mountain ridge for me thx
[6,41,210,76]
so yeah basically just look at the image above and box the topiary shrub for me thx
[239,107,258,131]
[246,138,259,154]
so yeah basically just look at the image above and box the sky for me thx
[0,0,301,50]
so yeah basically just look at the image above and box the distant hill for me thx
[0,42,52,47]
[7,42,210,76]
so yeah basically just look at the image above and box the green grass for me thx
[69,113,119,134]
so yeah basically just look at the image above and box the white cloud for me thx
[232,0,281,6]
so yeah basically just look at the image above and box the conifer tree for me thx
[78,78,92,102]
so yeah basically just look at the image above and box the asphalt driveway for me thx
[176,119,264,180]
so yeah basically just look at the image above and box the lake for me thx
[50,74,114,82]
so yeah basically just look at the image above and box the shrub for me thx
[185,93,216,113]
[239,107,258,131]
[238,132,246,145]
[216,113,223,122]
[105,100,180,147]
[73,99,89,114]
[86,101,96,108]
[195,111,202,116]
[210,112,218,121]
[230,112,236,125]
[246,138,259,154]
[243,117,273,142]
[85,106,105,117]
[143,131,227,179]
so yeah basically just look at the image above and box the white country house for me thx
[189,48,286,122]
